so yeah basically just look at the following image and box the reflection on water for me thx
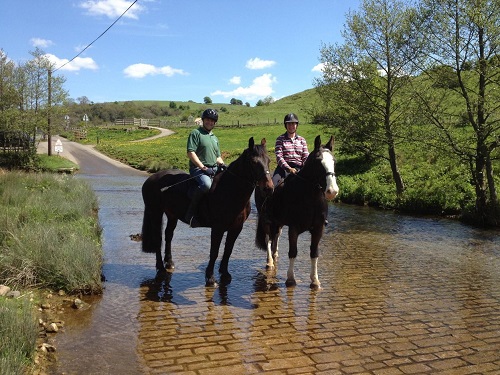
[49,172,500,374]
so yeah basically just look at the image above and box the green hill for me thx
[74,89,323,127]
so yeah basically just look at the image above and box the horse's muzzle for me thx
[258,178,274,197]
[325,189,338,200]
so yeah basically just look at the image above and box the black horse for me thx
[141,137,273,287]
[255,135,339,289]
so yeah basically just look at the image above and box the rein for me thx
[305,171,336,191]
[160,175,198,192]
[291,148,335,190]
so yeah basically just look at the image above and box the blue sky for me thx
[0,0,360,105]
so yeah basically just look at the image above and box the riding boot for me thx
[185,188,204,228]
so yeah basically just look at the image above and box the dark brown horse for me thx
[255,135,339,289]
[141,137,273,287]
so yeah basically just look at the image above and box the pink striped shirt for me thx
[275,133,309,171]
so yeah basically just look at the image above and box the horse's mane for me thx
[211,137,268,190]
[226,138,268,170]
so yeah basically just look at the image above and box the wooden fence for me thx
[114,118,280,128]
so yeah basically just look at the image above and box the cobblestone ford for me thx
[136,227,500,375]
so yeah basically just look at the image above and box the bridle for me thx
[224,149,271,188]
[293,149,335,190]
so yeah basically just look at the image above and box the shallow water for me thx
[48,173,500,374]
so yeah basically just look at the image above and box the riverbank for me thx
[0,171,102,374]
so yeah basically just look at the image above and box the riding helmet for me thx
[284,113,299,127]
[202,108,219,122]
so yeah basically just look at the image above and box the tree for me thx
[77,96,91,105]
[230,98,243,105]
[0,49,19,129]
[315,0,422,197]
[21,48,67,155]
[414,0,500,224]
[263,96,274,105]
[203,96,212,104]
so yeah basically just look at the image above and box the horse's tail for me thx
[141,178,164,254]
[141,203,163,253]
[255,212,268,251]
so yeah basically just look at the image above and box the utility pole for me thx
[47,69,52,156]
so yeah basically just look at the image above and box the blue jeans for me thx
[189,167,212,195]
[272,165,301,187]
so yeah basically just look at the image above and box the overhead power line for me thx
[54,0,139,72]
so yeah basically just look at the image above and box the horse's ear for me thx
[261,138,266,146]
[314,135,321,150]
[248,137,255,149]
[325,135,334,151]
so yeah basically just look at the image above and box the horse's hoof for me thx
[165,263,175,272]
[285,279,297,287]
[205,277,218,288]
[310,282,322,290]
[219,273,232,286]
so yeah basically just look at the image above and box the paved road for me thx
[38,136,148,176]
[37,126,173,175]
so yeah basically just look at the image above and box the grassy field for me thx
[0,171,103,374]
[67,123,332,173]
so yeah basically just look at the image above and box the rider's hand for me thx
[218,163,228,172]
[289,167,298,174]
[203,167,216,177]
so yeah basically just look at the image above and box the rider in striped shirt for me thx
[272,113,309,187]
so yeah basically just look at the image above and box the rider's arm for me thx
[187,151,208,171]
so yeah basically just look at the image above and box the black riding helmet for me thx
[202,108,218,122]
[284,113,299,128]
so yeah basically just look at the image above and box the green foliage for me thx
[0,297,38,375]
[230,98,243,105]
[0,172,103,294]
[0,149,37,170]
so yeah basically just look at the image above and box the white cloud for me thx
[31,38,54,48]
[312,63,325,73]
[229,76,241,85]
[211,73,277,100]
[79,0,144,19]
[123,63,188,78]
[245,57,276,70]
[45,54,98,71]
